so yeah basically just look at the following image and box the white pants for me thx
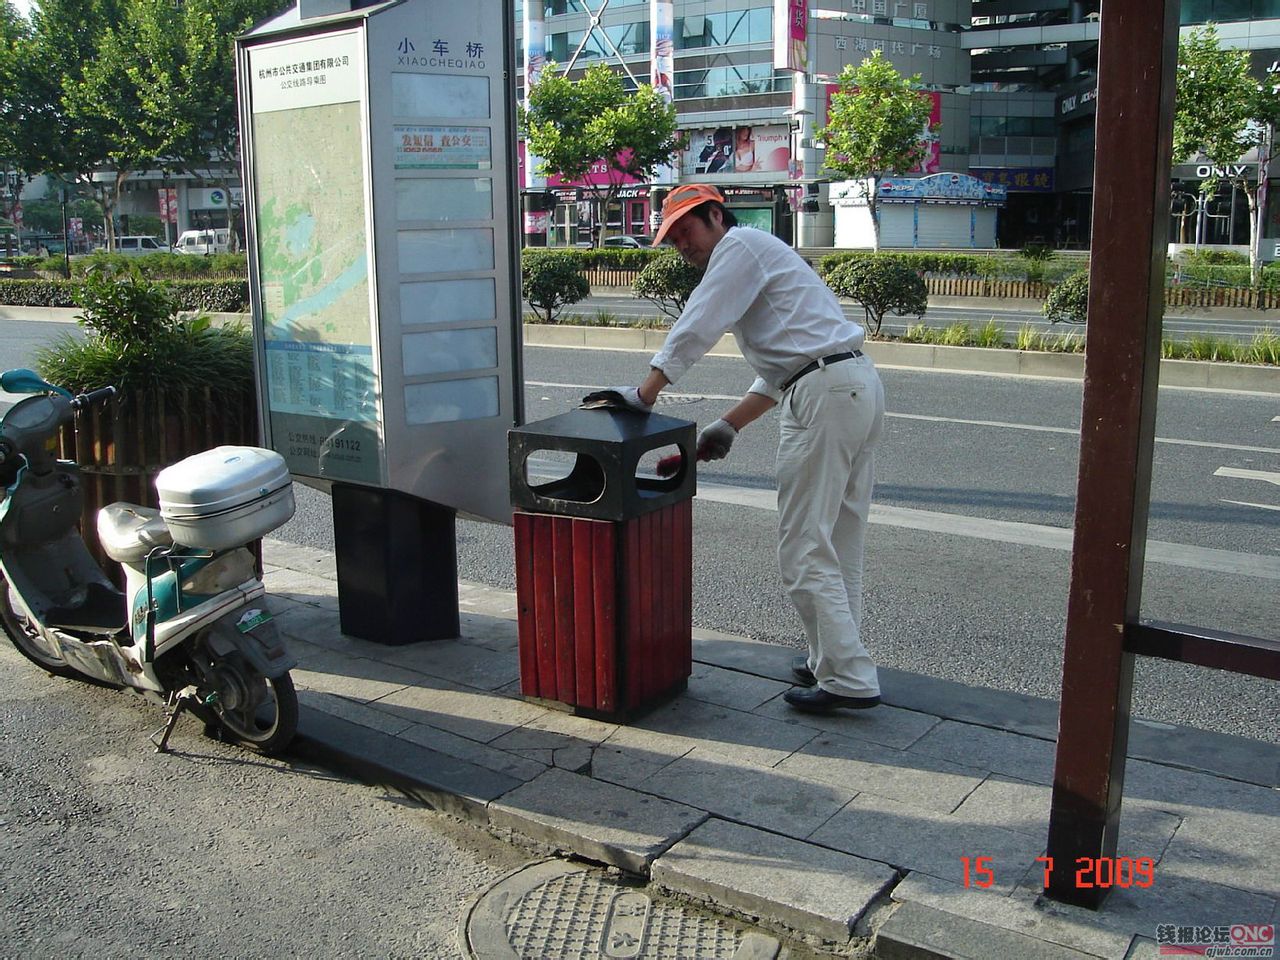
[776,355,885,697]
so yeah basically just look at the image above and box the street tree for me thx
[522,62,682,246]
[1175,24,1280,287]
[21,0,139,248]
[818,50,938,249]
[121,0,287,248]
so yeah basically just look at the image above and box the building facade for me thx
[517,0,1280,251]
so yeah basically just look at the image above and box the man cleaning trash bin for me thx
[581,183,886,714]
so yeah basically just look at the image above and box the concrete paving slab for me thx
[297,689,416,737]
[293,705,520,821]
[909,720,1057,785]
[651,817,898,942]
[259,567,341,611]
[810,792,1046,895]
[488,725,597,773]
[637,746,856,840]
[630,696,819,768]
[378,637,520,691]
[1126,716,1279,788]
[291,647,422,703]
[1122,756,1280,818]
[456,612,520,652]
[879,670,1060,742]
[488,768,707,874]
[752,691,941,751]
[263,538,337,578]
[777,730,987,813]
[1157,811,1280,900]
[522,708,618,745]
[397,720,548,782]
[684,662,791,711]
[890,872,1135,959]
[269,600,357,652]
[373,676,547,743]
[589,741,682,788]
[875,900,1103,960]
[951,775,1183,863]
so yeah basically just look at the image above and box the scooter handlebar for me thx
[71,386,117,409]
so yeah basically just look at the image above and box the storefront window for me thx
[675,8,771,50]
[549,22,648,60]
[1181,0,1280,24]
[674,61,780,99]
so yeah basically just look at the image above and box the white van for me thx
[176,228,231,255]
[115,235,167,256]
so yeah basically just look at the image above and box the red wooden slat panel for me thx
[680,498,693,678]
[532,514,558,700]
[514,513,540,696]
[594,521,617,712]
[631,511,652,705]
[552,518,577,704]
[658,504,675,692]
[572,519,597,710]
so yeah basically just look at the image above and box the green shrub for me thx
[72,251,248,279]
[521,250,590,323]
[1176,248,1248,266]
[0,278,79,306]
[824,256,928,335]
[632,250,703,320]
[1044,271,1089,324]
[34,264,253,400]
[1017,244,1055,283]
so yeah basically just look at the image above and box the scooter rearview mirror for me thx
[0,369,71,398]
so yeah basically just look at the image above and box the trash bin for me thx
[509,408,696,720]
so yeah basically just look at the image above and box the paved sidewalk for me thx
[261,538,1278,959]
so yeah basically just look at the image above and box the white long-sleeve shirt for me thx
[648,227,865,402]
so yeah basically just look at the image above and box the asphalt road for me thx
[0,642,529,959]
[558,292,1280,342]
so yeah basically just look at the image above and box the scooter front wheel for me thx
[206,669,299,756]
[0,577,81,680]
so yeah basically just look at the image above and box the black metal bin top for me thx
[508,408,696,521]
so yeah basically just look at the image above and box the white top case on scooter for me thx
[156,446,295,551]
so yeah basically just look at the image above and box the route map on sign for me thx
[248,30,382,484]
[254,101,371,356]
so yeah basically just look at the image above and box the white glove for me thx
[580,386,653,413]
[697,419,737,461]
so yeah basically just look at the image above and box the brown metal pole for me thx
[1045,0,1180,910]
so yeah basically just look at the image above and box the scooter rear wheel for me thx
[208,670,299,757]
[0,577,81,680]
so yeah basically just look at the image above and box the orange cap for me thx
[652,184,725,246]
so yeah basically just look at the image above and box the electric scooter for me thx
[0,368,299,755]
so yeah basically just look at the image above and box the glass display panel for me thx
[398,228,494,273]
[399,278,496,324]
[402,327,498,376]
[404,376,500,424]
[396,178,492,222]
[392,73,491,118]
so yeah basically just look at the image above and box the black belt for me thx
[781,351,862,391]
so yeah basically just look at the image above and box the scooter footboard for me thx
[202,607,296,679]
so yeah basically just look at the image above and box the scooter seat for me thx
[97,502,174,564]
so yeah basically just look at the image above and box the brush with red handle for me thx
[656,451,706,477]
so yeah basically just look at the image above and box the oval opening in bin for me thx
[522,449,607,504]
[636,442,688,494]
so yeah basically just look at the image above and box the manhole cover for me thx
[463,859,781,960]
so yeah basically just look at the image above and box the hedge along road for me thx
[553,290,1280,343]
[1,317,1275,744]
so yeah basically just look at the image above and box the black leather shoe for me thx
[791,656,816,686]
[783,686,881,713]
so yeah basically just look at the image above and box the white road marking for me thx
[527,381,1280,456]
[1220,498,1280,512]
[525,458,1280,581]
[1214,467,1280,487]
